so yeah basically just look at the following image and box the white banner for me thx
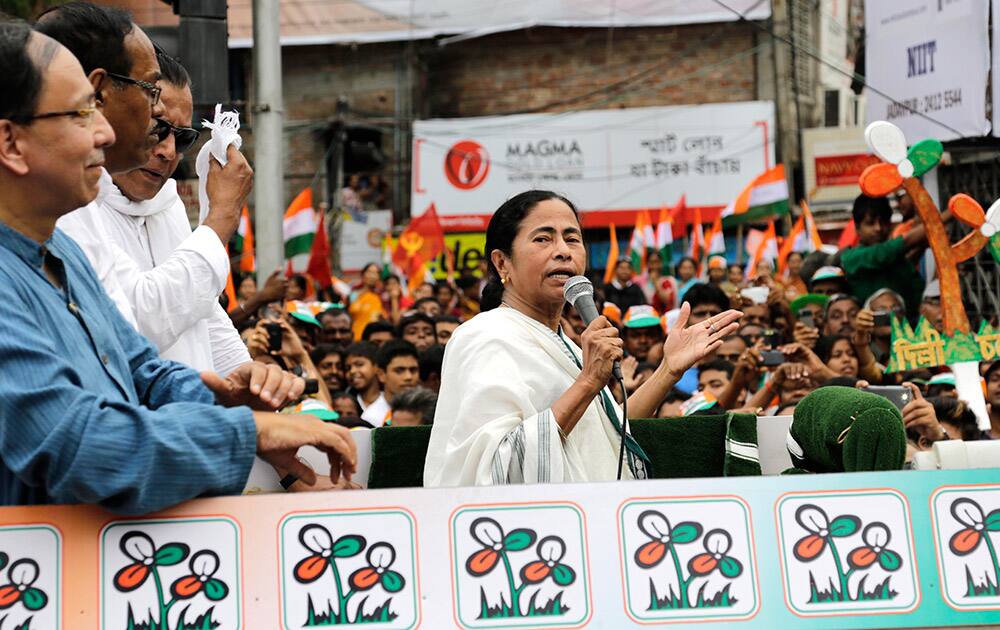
[338,209,392,272]
[993,0,1000,136]
[412,102,776,231]
[864,0,990,141]
[227,0,771,47]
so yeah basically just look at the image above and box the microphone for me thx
[563,276,623,380]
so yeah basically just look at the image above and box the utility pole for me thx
[251,0,285,283]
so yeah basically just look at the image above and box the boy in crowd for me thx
[370,340,421,425]
[361,320,395,347]
[310,344,345,393]
[434,315,461,346]
[621,306,663,363]
[345,342,385,421]
[398,312,436,352]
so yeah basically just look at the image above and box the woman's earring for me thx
[501,275,508,285]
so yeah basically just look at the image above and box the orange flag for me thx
[604,223,620,285]
[236,205,255,273]
[223,246,239,312]
[393,203,447,291]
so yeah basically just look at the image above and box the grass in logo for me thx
[464,518,575,620]
[792,504,902,604]
[946,498,1000,599]
[293,524,404,626]
[632,510,743,611]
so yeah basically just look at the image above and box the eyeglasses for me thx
[106,72,161,106]
[24,106,98,123]
[156,119,200,152]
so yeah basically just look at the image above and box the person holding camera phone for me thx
[246,315,332,408]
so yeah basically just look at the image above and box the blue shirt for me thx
[0,219,255,514]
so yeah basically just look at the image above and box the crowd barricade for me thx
[4,417,1000,628]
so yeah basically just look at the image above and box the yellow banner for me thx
[428,232,486,279]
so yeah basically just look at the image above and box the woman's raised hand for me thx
[662,302,742,378]
[579,316,624,391]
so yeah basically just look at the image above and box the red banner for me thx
[815,154,880,187]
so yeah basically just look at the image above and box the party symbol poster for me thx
[278,508,420,629]
[449,502,592,629]
[617,496,760,624]
[931,485,1000,610]
[100,517,242,630]
[775,489,919,617]
[0,524,60,630]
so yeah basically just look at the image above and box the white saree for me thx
[424,306,647,487]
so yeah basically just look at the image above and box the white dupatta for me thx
[424,306,646,487]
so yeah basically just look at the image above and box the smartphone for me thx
[863,385,912,411]
[873,310,892,327]
[761,350,785,367]
[266,322,283,353]
[763,329,782,349]
[797,310,816,329]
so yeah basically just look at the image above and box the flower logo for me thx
[520,536,576,586]
[293,524,365,583]
[465,517,537,576]
[349,543,405,593]
[689,529,743,578]
[792,504,860,562]
[848,523,902,572]
[113,531,189,592]
[634,510,702,568]
[949,498,1000,556]
[170,550,229,601]
[0,558,47,611]
[290,522,404,624]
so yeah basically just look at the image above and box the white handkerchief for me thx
[195,104,243,224]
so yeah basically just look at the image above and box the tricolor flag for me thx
[283,188,316,273]
[234,205,255,273]
[777,200,823,277]
[656,202,676,263]
[680,390,718,416]
[604,223,620,285]
[705,215,725,256]
[628,209,655,272]
[746,220,778,278]
[721,164,790,228]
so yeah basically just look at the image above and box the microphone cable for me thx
[616,374,628,481]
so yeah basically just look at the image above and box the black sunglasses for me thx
[153,118,200,152]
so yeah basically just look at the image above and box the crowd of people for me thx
[1,1,997,515]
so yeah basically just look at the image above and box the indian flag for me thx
[283,188,316,273]
[746,220,778,278]
[705,215,725,256]
[233,205,255,273]
[628,209,655,272]
[656,202,675,263]
[777,200,823,277]
[721,164,790,228]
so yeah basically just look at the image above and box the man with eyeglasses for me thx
[37,2,253,375]
[0,22,356,514]
[93,51,251,375]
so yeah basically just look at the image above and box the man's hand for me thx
[662,303,742,377]
[202,362,305,410]
[793,320,820,349]
[254,412,357,485]
[255,270,289,305]
[900,381,946,445]
[852,308,875,347]
[204,145,254,242]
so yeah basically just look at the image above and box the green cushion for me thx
[630,414,761,478]
[368,426,432,489]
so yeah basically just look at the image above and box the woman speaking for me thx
[424,191,741,486]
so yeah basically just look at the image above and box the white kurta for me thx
[56,170,249,375]
[424,306,644,487]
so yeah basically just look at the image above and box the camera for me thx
[873,310,892,328]
[797,309,815,329]
[761,349,785,367]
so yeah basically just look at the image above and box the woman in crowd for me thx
[815,334,860,379]
[348,263,387,340]
[424,191,740,486]
[675,256,699,303]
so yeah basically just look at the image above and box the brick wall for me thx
[242,22,760,214]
